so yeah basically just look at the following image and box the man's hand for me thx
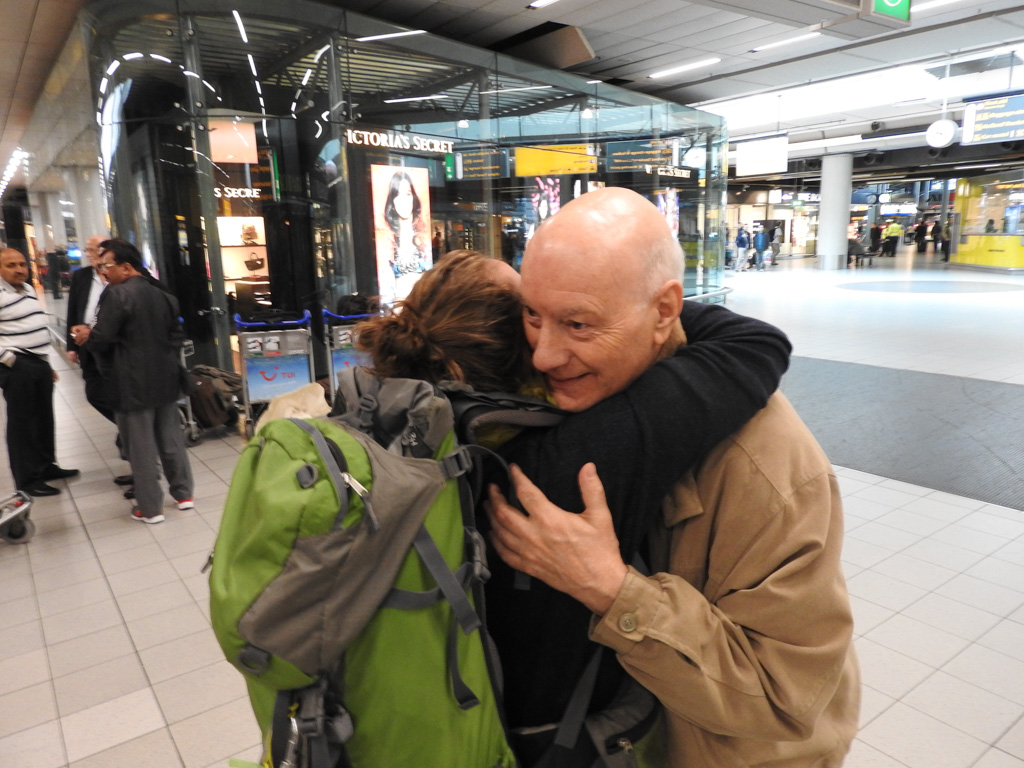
[486,463,629,616]
[67,350,79,365]
[71,325,90,346]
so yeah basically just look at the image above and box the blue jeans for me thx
[754,249,765,270]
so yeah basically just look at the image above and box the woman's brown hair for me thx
[355,250,529,392]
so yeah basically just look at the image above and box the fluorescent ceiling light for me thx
[356,30,427,42]
[954,164,999,169]
[106,60,120,75]
[913,0,964,11]
[150,54,171,63]
[301,69,312,86]
[247,54,258,77]
[123,52,143,60]
[383,94,445,103]
[649,57,720,80]
[480,84,553,94]
[586,80,601,84]
[232,10,248,43]
[528,0,562,7]
[751,33,820,53]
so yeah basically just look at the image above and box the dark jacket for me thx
[86,274,183,411]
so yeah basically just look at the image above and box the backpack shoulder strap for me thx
[441,385,565,446]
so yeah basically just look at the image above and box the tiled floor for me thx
[1,244,1023,767]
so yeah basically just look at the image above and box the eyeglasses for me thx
[97,262,116,271]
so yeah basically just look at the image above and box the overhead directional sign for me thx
[860,0,911,26]
[962,93,1024,145]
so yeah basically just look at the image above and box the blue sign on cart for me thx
[332,347,370,377]
[244,354,312,402]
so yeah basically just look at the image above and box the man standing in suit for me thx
[66,235,132,488]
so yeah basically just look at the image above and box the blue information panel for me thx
[962,93,1024,145]
[244,354,312,402]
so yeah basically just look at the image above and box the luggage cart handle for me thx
[234,309,312,330]
[322,309,375,323]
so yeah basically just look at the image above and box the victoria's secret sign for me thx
[346,128,453,154]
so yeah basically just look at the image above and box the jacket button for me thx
[618,613,638,633]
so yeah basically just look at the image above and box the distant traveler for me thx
[930,220,943,254]
[770,223,782,263]
[735,224,750,270]
[752,225,770,271]
[915,220,929,253]
[882,220,902,256]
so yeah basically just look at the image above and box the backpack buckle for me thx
[466,529,491,584]
[440,446,473,479]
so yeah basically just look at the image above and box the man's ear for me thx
[651,279,683,344]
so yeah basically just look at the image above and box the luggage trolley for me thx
[235,310,315,438]
[178,338,202,445]
[0,491,34,544]
[322,308,374,404]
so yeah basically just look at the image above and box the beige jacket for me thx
[591,393,860,767]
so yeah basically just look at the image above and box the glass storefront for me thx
[19,0,728,370]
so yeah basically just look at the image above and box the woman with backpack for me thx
[352,248,792,765]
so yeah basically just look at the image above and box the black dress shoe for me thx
[24,482,61,497]
[113,474,134,486]
[43,466,79,480]
[123,486,135,499]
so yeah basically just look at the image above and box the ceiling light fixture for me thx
[527,0,562,8]
[649,57,721,80]
[247,54,258,77]
[150,54,171,63]
[355,30,427,42]
[480,84,553,94]
[232,10,249,43]
[457,119,470,128]
[122,52,144,60]
[581,107,594,118]
[586,79,601,84]
[383,94,445,103]
[913,0,964,12]
[750,33,821,53]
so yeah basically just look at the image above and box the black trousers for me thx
[0,353,56,488]
[79,349,116,423]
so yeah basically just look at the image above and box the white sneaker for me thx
[131,508,165,524]
[177,498,195,510]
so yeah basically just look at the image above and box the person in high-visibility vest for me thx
[882,220,902,256]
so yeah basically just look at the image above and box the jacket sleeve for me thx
[65,269,87,351]
[86,287,126,354]
[590,464,852,742]
[501,303,791,556]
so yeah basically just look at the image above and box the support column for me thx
[817,153,853,270]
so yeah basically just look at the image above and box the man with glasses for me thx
[73,239,194,523]
[0,248,79,496]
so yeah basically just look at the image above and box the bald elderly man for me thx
[487,188,859,767]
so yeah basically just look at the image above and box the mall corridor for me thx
[2,255,1024,768]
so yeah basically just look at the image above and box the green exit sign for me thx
[873,0,910,21]
[860,0,911,25]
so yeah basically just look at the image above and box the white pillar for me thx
[817,153,853,270]
[45,193,69,249]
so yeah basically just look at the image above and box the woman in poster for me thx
[383,170,430,297]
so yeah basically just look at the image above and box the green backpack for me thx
[209,368,518,768]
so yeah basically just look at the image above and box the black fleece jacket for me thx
[486,301,793,729]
